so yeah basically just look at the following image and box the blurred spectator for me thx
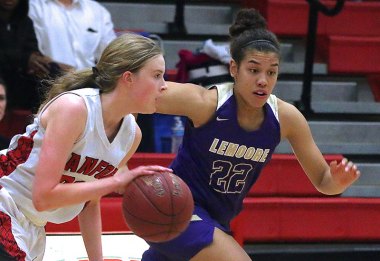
[0,77,10,149]
[29,0,117,70]
[0,0,52,111]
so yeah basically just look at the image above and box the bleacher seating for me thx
[328,36,380,74]
[249,154,342,197]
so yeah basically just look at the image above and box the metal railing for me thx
[298,0,345,116]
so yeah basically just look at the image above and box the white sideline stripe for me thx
[43,234,149,261]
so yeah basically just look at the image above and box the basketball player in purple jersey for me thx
[142,8,360,261]
[0,33,172,261]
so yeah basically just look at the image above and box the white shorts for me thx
[0,188,46,261]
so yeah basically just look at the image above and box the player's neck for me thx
[58,0,74,7]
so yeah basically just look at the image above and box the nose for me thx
[257,73,268,87]
[159,79,168,92]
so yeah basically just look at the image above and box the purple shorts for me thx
[141,205,229,261]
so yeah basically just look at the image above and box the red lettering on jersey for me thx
[94,165,118,179]
[77,156,99,175]
[60,174,75,183]
[64,154,118,179]
[88,160,108,176]
[64,153,81,172]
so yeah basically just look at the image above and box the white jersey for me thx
[0,88,136,226]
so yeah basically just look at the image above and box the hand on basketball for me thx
[113,165,173,194]
[329,158,360,189]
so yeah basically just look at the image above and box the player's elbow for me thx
[32,191,52,212]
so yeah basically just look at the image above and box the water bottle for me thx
[170,116,184,153]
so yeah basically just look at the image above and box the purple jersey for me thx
[171,82,280,229]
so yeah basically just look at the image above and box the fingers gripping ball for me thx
[122,172,194,243]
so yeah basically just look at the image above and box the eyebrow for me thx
[248,60,279,67]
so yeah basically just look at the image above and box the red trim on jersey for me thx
[0,131,37,178]
[0,211,26,260]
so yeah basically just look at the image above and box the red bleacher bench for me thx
[328,36,380,74]
[46,197,128,234]
[127,153,175,169]
[251,154,343,197]
[231,197,380,246]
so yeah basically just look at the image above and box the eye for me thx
[249,68,259,74]
[268,71,277,77]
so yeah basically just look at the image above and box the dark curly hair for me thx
[229,8,281,65]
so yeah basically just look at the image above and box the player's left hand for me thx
[329,158,360,189]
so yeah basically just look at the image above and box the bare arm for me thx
[78,199,103,261]
[156,81,217,127]
[279,100,360,195]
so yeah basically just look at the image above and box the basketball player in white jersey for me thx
[0,33,171,261]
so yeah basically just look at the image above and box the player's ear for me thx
[230,59,237,78]
[121,71,133,85]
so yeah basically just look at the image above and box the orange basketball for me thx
[122,171,194,243]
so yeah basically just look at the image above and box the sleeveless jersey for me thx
[171,82,281,229]
[0,88,137,226]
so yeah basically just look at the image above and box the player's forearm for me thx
[79,200,103,260]
[33,177,119,211]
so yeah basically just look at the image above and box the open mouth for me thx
[254,91,267,97]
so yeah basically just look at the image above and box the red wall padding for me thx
[46,197,128,234]
[250,154,343,197]
[328,36,380,74]
[231,197,380,245]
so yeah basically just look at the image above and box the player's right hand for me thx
[113,165,173,194]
